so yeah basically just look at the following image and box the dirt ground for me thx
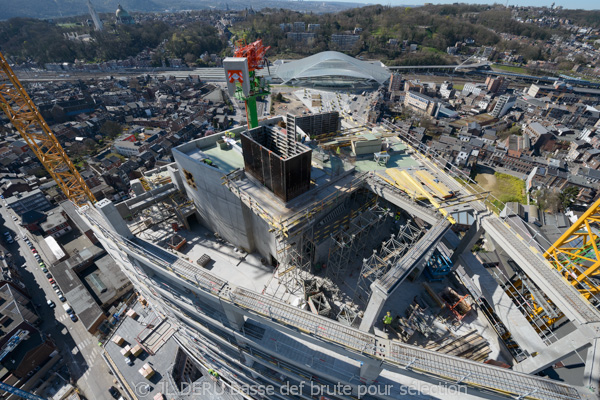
[271,87,310,115]
[475,173,497,191]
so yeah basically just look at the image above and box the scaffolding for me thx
[356,221,424,305]
[501,270,563,341]
[271,236,312,299]
[326,205,387,282]
[336,304,358,326]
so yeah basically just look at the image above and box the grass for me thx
[475,172,526,214]
[493,64,528,74]
[452,83,464,91]
[105,152,126,161]
[423,46,444,54]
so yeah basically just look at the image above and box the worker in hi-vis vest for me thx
[208,368,219,379]
[383,311,393,332]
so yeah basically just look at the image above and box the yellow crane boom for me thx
[0,51,95,206]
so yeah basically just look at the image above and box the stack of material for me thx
[112,335,125,346]
[131,344,144,357]
[392,317,415,342]
[126,309,138,319]
[139,363,155,379]
[153,394,165,400]
[139,296,147,306]
[120,345,132,356]
[405,303,437,338]
[425,330,491,362]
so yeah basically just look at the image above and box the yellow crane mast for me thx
[545,196,600,299]
[0,50,95,206]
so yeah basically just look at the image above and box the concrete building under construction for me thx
[77,112,600,400]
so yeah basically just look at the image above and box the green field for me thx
[493,64,528,74]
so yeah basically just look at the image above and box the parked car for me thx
[45,273,52,279]
[47,300,55,308]
[108,387,120,399]
[124,357,132,366]
[42,268,48,273]
[58,295,66,302]
[48,278,55,284]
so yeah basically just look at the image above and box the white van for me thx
[62,303,73,314]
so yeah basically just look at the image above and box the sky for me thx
[331,0,599,10]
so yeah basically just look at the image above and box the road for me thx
[0,205,117,400]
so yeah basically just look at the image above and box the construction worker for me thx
[383,311,393,332]
[208,368,219,380]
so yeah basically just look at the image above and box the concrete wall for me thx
[172,146,255,253]
[249,211,276,262]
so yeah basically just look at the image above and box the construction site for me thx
[75,107,600,400]
[2,42,600,400]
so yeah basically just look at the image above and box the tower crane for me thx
[0,382,46,400]
[0,50,96,206]
[223,39,271,129]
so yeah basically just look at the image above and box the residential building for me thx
[113,140,146,157]
[39,212,72,238]
[0,283,60,395]
[286,32,316,44]
[330,34,359,50]
[462,83,487,96]
[485,76,509,94]
[404,91,439,116]
[5,189,52,215]
[293,21,305,32]
[491,94,516,118]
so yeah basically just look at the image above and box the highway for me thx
[0,205,117,400]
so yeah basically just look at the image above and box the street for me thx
[0,205,117,400]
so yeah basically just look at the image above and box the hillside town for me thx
[1,3,600,400]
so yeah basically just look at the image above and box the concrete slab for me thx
[137,222,275,293]
[104,302,178,399]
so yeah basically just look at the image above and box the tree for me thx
[559,186,579,211]
[535,188,561,213]
[99,121,123,140]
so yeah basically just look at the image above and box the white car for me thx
[12,216,17,221]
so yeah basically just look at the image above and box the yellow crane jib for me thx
[0,51,96,206]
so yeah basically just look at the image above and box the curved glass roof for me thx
[275,51,390,85]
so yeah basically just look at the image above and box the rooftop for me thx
[104,302,179,399]
[176,133,244,175]
[275,51,390,85]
